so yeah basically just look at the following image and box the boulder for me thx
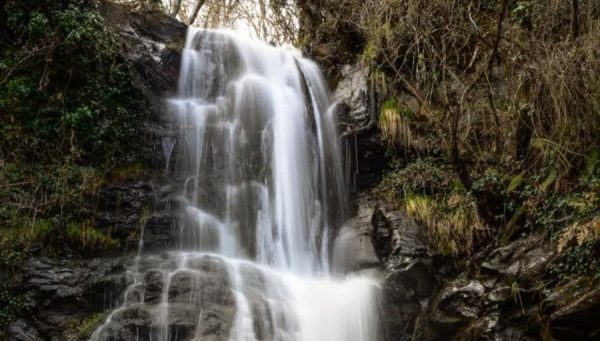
[333,64,369,121]
[7,319,42,341]
[546,280,600,340]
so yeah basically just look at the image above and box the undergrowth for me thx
[302,0,600,277]
[0,0,148,333]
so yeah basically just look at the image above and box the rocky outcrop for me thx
[8,257,127,341]
[98,1,186,113]
[333,36,600,341]
[93,255,237,341]
[366,207,600,341]
[334,64,386,190]
[102,3,184,170]
[345,193,437,341]
[545,280,600,340]
[7,4,186,340]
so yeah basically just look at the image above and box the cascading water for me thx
[91,28,379,341]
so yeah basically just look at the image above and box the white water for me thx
[91,28,379,341]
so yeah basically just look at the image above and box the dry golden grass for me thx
[307,0,600,175]
[405,194,485,257]
[379,100,413,149]
[557,217,600,253]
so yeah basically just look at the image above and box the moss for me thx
[0,219,55,252]
[379,98,418,148]
[0,219,119,256]
[506,172,525,193]
[110,163,147,183]
[65,223,120,252]
[165,38,185,53]
[66,311,110,341]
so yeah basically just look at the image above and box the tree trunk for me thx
[170,0,183,17]
[571,0,580,39]
[188,0,208,25]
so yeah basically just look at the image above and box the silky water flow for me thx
[91,28,380,341]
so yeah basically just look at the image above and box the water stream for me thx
[91,28,379,341]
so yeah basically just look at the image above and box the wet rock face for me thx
[89,1,186,248]
[7,4,186,340]
[345,189,599,341]
[90,253,299,341]
[7,257,127,341]
[94,255,237,341]
[334,64,386,190]
[98,2,186,110]
[344,193,434,341]
[334,65,369,121]
[546,281,600,340]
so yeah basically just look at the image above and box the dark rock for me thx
[97,1,186,172]
[346,192,435,341]
[547,281,600,340]
[433,280,486,324]
[93,255,236,341]
[334,194,382,271]
[334,64,369,121]
[334,64,385,190]
[381,261,437,341]
[95,182,156,241]
[371,206,393,262]
[7,319,42,341]
[98,1,186,109]
[7,257,127,341]
[142,213,179,250]
[481,236,554,282]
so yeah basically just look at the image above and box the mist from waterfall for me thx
[91,28,379,341]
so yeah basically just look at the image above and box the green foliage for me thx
[512,1,533,28]
[0,2,146,330]
[375,159,484,257]
[0,218,119,256]
[1,0,145,164]
[0,160,119,256]
[553,240,600,280]
[65,223,120,252]
[0,161,104,224]
[0,251,28,337]
[375,158,461,205]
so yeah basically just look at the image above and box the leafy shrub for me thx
[1,0,145,164]
[0,251,28,337]
[0,0,148,333]
[374,158,461,206]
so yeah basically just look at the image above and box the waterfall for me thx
[91,28,379,341]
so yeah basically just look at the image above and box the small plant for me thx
[374,158,460,206]
[379,99,417,149]
[66,223,120,252]
[510,280,525,314]
[0,250,28,337]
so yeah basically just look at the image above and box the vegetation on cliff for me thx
[1,0,598,338]
[0,0,151,333]
[299,0,600,280]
